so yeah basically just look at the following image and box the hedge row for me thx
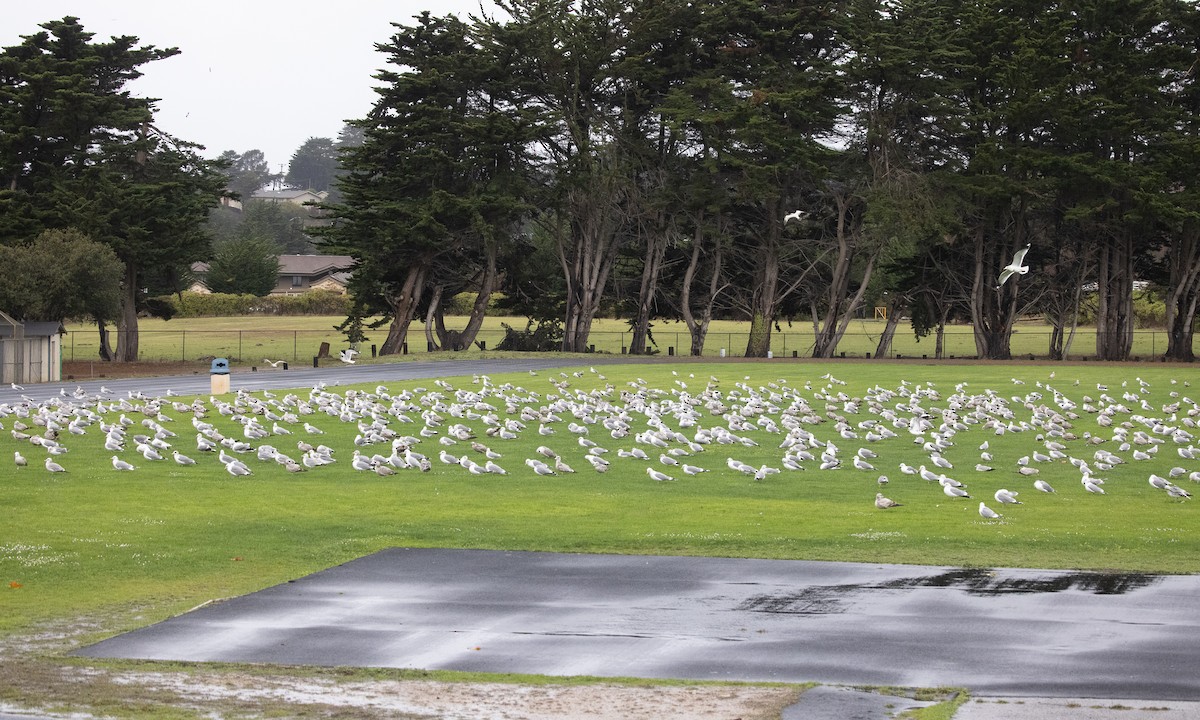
[162,291,353,317]
[159,290,509,318]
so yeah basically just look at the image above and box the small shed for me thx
[0,311,64,385]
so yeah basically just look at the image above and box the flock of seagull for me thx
[3,367,1197,526]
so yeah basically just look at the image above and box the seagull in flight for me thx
[996,243,1031,289]
[784,210,807,224]
[338,349,359,364]
[263,358,286,367]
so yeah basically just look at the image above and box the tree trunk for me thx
[116,264,139,362]
[1095,233,1134,361]
[559,180,624,353]
[434,245,498,351]
[873,295,906,359]
[96,319,114,361]
[426,284,444,351]
[379,263,428,355]
[969,222,1017,360]
[680,215,725,357]
[744,225,780,358]
[628,227,668,355]
[1164,221,1200,361]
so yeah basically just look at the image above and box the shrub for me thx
[495,318,563,351]
[162,291,352,317]
[445,291,507,316]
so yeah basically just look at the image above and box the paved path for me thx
[0,357,650,406]
[77,548,1200,702]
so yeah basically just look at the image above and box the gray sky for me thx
[5,1,496,173]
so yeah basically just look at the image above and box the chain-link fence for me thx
[61,327,1196,364]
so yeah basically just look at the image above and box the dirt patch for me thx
[2,621,800,720]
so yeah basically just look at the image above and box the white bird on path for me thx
[112,456,136,471]
[978,502,1002,520]
[996,243,1031,289]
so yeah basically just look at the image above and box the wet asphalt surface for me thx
[77,548,1200,701]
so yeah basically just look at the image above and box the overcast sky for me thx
[6,1,497,173]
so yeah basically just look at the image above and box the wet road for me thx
[77,548,1200,701]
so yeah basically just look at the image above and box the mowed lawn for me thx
[2,361,1198,638]
[63,315,1192,363]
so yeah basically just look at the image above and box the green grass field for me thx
[63,315,1193,363]
[3,360,1197,643]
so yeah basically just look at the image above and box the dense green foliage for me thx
[322,0,1200,362]
[202,237,280,296]
[0,229,122,323]
[0,17,230,360]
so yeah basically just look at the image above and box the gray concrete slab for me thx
[76,548,1200,702]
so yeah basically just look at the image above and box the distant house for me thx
[273,254,354,295]
[188,254,354,296]
[251,189,328,206]
[0,312,63,385]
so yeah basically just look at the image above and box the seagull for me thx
[15,451,28,467]
[111,456,136,471]
[172,451,196,466]
[978,502,1002,520]
[225,462,252,477]
[784,209,807,224]
[875,492,901,509]
[263,359,285,367]
[1033,479,1056,493]
[44,457,66,473]
[994,488,1022,505]
[646,467,674,482]
[943,483,971,498]
[10,383,24,391]
[996,243,1031,288]
[338,349,359,364]
[1166,485,1192,500]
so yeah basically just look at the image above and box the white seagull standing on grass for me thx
[996,243,1031,289]
[979,502,1002,521]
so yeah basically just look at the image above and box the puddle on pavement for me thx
[738,569,1159,614]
